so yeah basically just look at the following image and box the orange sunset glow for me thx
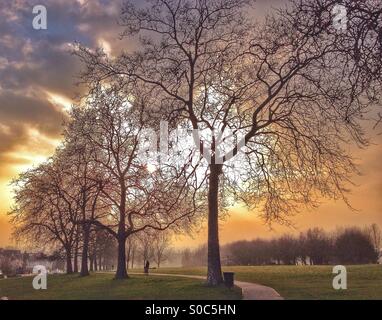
[1,121,381,248]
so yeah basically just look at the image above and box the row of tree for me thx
[0,230,173,276]
[10,86,204,279]
[181,225,381,266]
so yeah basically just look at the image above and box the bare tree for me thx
[75,0,382,284]
[304,228,332,265]
[366,224,381,256]
[90,228,117,271]
[137,232,154,268]
[152,232,172,268]
[335,227,378,264]
[10,158,80,274]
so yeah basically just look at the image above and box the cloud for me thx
[0,0,134,247]
[0,90,65,139]
[0,0,128,170]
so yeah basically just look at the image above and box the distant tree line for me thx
[181,225,381,267]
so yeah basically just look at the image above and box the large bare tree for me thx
[75,0,382,285]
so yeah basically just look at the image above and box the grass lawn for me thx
[0,273,242,300]
[145,265,382,300]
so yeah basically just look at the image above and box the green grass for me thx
[145,265,382,300]
[2,265,380,300]
[0,273,242,300]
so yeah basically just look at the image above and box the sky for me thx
[0,0,381,249]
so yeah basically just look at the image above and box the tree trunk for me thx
[80,224,90,277]
[73,228,79,273]
[115,236,128,279]
[126,240,131,270]
[101,256,105,271]
[131,249,135,269]
[66,248,73,274]
[94,251,98,271]
[115,184,128,279]
[206,164,224,286]
[98,255,102,271]
[89,252,94,271]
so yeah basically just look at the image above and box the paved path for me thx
[129,272,284,300]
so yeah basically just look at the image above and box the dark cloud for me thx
[0,0,127,96]
[0,0,130,168]
[0,90,65,183]
[0,0,136,246]
[0,90,65,140]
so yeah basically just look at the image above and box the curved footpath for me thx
[130,272,284,300]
